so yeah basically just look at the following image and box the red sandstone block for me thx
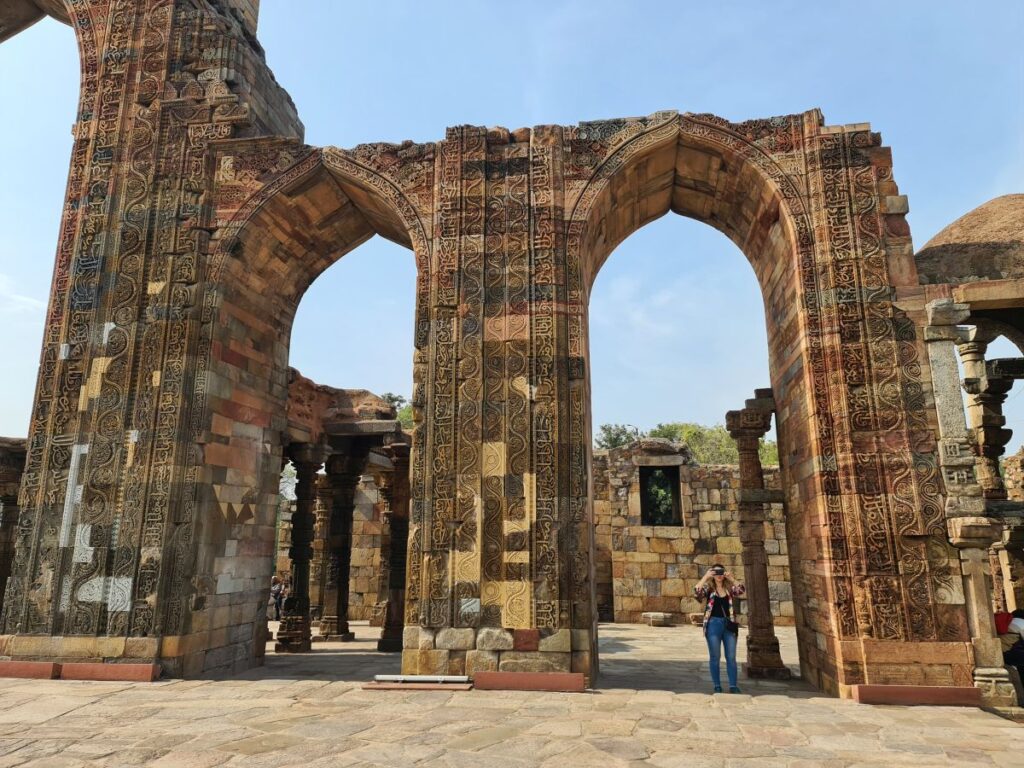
[851,684,981,707]
[60,663,161,682]
[0,661,61,679]
[512,629,539,651]
[473,671,586,693]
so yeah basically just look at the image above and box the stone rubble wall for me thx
[593,444,792,626]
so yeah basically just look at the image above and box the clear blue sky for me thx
[0,2,1021,448]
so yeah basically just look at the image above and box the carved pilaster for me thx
[377,445,409,652]
[726,401,790,680]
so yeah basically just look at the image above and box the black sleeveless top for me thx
[709,591,731,619]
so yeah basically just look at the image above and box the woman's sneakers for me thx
[729,686,742,694]
[713,685,723,693]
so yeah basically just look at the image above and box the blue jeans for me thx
[705,616,738,688]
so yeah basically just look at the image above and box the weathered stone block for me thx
[476,627,514,650]
[498,651,571,673]
[538,629,571,652]
[435,628,475,650]
[465,649,499,675]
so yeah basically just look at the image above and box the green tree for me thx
[380,392,407,411]
[645,422,779,466]
[397,403,414,429]
[594,423,644,449]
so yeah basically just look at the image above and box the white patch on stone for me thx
[105,577,132,612]
[59,444,89,548]
[73,523,94,563]
[76,576,133,612]
[224,539,238,558]
[59,343,69,360]
[102,322,116,345]
[59,578,72,612]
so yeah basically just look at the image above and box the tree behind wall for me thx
[595,422,779,466]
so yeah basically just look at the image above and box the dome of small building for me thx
[915,194,1024,285]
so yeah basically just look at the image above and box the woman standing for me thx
[694,563,746,693]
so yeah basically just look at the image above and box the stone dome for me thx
[915,194,1024,285]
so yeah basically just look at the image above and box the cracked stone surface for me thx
[0,622,1020,767]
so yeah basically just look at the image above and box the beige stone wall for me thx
[593,443,792,626]
[348,477,385,622]
[1004,448,1024,501]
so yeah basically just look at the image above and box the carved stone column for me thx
[377,445,410,652]
[925,299,1017,706]
[959,333,1013,500]
[275,443,325,653]
[999,524,1024,613]
[726,398,790,680]
[990,543,1008,613]
[309,475,333,623]
[319,445,369,641]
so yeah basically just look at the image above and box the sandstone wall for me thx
[348,477,385,622]
[593,444,792,626]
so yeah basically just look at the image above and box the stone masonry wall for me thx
[593,442,792,626]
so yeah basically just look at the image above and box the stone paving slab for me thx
[0,622,1020,766]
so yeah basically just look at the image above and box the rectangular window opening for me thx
[639,465,682,526]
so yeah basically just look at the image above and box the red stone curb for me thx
[851,684,982,706]
[472,671,586,692]
[0,661,62,679]
[59,663,161,682]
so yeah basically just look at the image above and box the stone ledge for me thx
[0,661,61,679]
[851,684,982,707]
[60,663,161,682]
[472,671,586,692]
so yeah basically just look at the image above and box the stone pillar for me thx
[925,299,1018,706]
[377,446,410,652]
[990,543,1008,613]
[1000,526,1024,613]
[319,445,369,641]
[726,400,791,680]
[275,443,324,653]
[958,332,1013,500]
[309,475,333,623]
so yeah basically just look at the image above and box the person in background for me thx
[1002,608,1024,683]
[271,575,284,621]
[694,563,746,693]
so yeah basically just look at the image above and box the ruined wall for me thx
[593,443,791,626]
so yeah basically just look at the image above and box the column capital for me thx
[725,408,772,441]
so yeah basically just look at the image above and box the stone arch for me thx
[146,141,433,673]
[567,111,820,671]
[564,111,952,694]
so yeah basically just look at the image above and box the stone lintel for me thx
[739,488,785,504]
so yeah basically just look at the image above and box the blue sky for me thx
[0,1,1021,448]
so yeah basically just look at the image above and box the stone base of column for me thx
[378,628,403,652]
[745,635,791,679]
[315,614,355,642]
[274,614,312,653]
[744,662,793,680]
[974,666,1022,708]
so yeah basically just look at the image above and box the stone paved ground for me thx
[0,622,1022,767]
